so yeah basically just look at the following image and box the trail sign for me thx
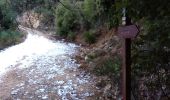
[117,24,139,100]
[118,25,139,38]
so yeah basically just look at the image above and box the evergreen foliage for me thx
[55,0,79,36]
[83,0,96,24]
[83,30,96,44]
[55,0,117,41]
[0,30,24,49]
[0,0,23,49]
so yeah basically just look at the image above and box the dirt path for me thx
[0,55,100,100]
[0,27,102,100]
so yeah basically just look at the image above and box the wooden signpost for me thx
[118,25,139,39]
[118,24,139,100]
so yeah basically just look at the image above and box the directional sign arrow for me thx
[118,25,139,38]
[117,24,140,100]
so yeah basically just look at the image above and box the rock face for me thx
[17,11,43,29]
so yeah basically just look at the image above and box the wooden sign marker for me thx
[118,25,139,39]
[118,24,139,100]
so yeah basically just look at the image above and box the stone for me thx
[104,84,112,93]
[85,55,89,62]
[103,84,113,99]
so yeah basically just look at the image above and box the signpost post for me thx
[118,14,139,100]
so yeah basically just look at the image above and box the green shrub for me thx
[0,1,17,30]
[83,31,96,44]
[55,0,79,36]
[0,30,23,49]
[54,0,119,37]
[67,31,76,41]
[94,56,121,78]
[83,0,96,22]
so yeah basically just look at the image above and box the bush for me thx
[67,31,76,41]
[94,56,121,78]
[83,31,96,44]
[54,0,118,37]
[0,0,17,30]
[83,0,96,23]
[0,0,24,49]
[55,0,79,36]
[0,30,24,49]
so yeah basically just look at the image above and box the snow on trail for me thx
[0,26,99,100]
[0,26,77,76]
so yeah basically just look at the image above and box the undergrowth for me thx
[94,55,121,78]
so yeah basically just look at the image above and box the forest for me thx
[0,0,169,99]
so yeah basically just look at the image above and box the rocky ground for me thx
[0,26,123,100]
[0,54,102,100]
[39,26,123,99]
[42,26,123,99]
